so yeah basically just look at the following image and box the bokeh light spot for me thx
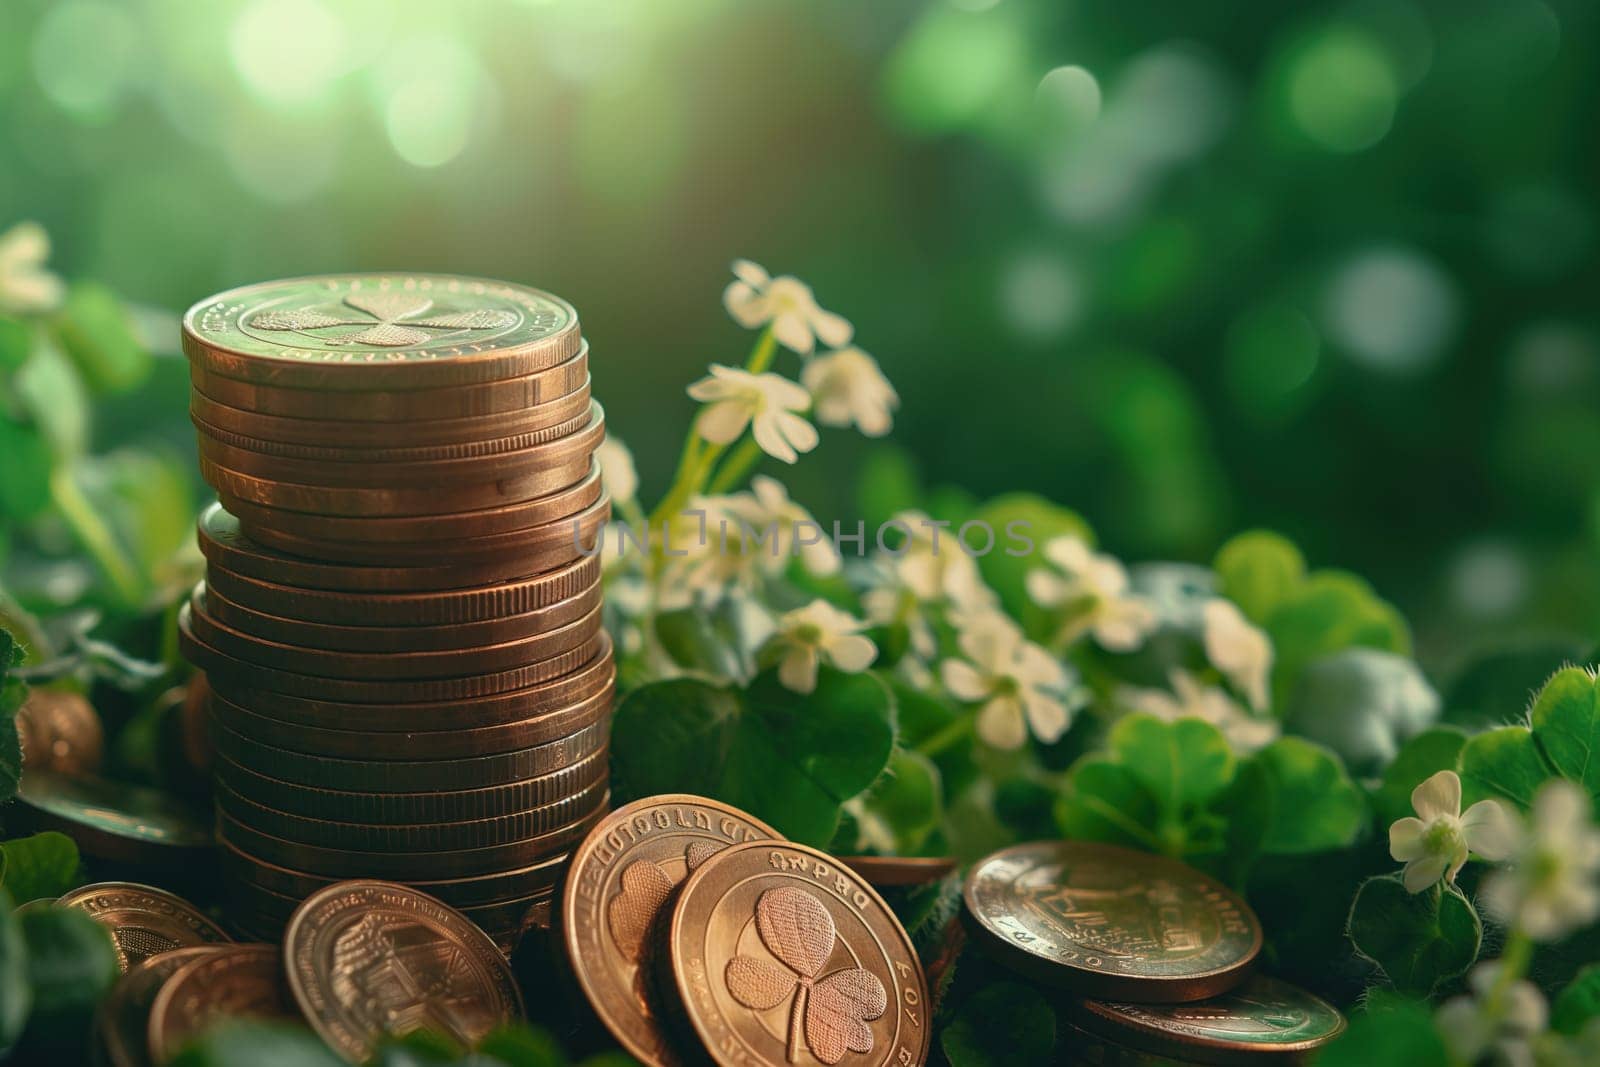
[377,38,484,168]
[229,0,348,106]
[884,7,1029,135]
[1324,247,1458,374]
[1035,65,1101,134]
[1286,29,1397,152]
[1224,304,1320,419]
[1112,46,1233,165]
[32,2,137,121]
[999,251,1085,342]
[1449,541,1527,620]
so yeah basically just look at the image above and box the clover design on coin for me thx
[248,290,517,349]
[607,842,723,963]
[725,886,887,1065]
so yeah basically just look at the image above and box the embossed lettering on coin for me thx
[56,883,231,973]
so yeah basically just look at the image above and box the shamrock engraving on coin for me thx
[963,841,1261,1003]
[562,795,780,1067]
[669,841,930,1067]
[56,882,232,973]
[1069,975,1347,1065]
[284,880,523,1061]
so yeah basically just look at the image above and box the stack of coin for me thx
[176,275,613,950]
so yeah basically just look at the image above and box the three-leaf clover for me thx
[724,886,886,1065]
[250,292,514,348]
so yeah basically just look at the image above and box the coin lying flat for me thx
[147,944,296,1064]
[183,274,580,390]
[963,841,1261,1003]
[284,881,523,1061]
[1067,974,1346,1065]
[55,883,231,973]
[95,946,231,1067]
[563,795,782,1067]
[669,841,932,1067]
[838,855,960,888]
[13,772,213,868]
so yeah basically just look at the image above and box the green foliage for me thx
[1529,667,1600,799]
[939,981,1057,1067]
[0,413,52,522]
[51,281,151,395]
[0,631,24,805]
[1348,876,1482,997]
[850,749,943,856]
[0,833,81,904]
[1372,727,1469,829]
[1553,964,1600,1035]
[969,493,1092,638]
[168,1022,344,1067]
[1213,529,1305,623]
[1314,992,1451,1067]
[1459,724,1551,810]
[0,891,30,1053]
[16,905,119,1051]
[1285,649,1439,775]
[1251,737,1366,855]
[611,667,896,845]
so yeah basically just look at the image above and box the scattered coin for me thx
[95,946,231,1067]
[283,880,523,1061]
[146,944,296,1064]
[13,772,213,867]
[669,840,932,1067]
[15,688,104,775]
[563,795,783,1067]
[838,855,959,888]
[1067,974,1347,1065]
[55,882,231,973]
[963,841,1262,1003]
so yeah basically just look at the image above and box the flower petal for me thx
[1402,853,1450,893]
[779,647,820,694]
[1022,690,1071,744]
[696,401,751,444]
[773,411,819,456]
[724,282,769,327]
[1411,770,1462,822]
[827,634,878,674]
[1389,817,1427,861]
[975,696,1027,750]
[731,259,769,287]
[751,413,799,464]
[940,659,989,702]
[770,310,815,354]
[810,306,854,349]
[1461,799,1521,862]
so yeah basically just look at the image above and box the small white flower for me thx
[886,510,993,612]
[595,434,638,506]
[800,347,899,437]
[1388,770,1519,894]
[940,613,1079,749]
[0,221,64,315]
[1435,960,1549,1067]
[723,259,852,355]
[686,364,818,464]
[1025,535,1157,651]
[1118,670,1279,753]
[767,599,878,694]
[1202,598,1273,711]
[1482,779,1600,941]
[720,475,840,578]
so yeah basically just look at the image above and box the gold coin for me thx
[669,841,932,1067]
[837,856,959,888]
[95,946,231,1067]
[283,880,523,1061]
[963,841,1262,1003]
[55,882,231,973]
[562,795,782,1067]
[183,274,580,390]
[146,944,295,1064]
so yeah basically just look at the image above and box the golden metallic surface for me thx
[283,881,523,1062]
[669,841,931,1067]
[963,841,1262,1003]
[146,944,295,1064]
[95,946,230,1067]
[837,856,959,888]
[562,795,782,1067]
[15,688,104,776]
[56,882,232,973]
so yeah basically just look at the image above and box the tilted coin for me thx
[1067,975,1347,1065]
[196,504,606,593]
[15,688,104,775]
[669,840,932,1067]
[55,882,231,973]
[209,707,610,790]
[838,856,960,888]
[216,463,603,543]
[188,377,591,449]
[95,946,231,1067]
[237,495,608,569]
[200,634,613,732]
[13,771,212,866]
[183,275,580,389]
[283,880,523,1061]
[146,944,296,1064]
[217,800,606,879]
[202,552,600,627]
[188,345,587,420]
[228,878,552,945]
[181,606,604,701]
[188,585,601,680]
[963,841,1262,1003]
[562,795,782,1067]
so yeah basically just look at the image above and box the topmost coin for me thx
[183,274,581,390]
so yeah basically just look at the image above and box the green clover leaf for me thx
[0,834,81,906]
[940,981,1057,1067]
[1348,874,1481,997]
[1248,736,1365,855]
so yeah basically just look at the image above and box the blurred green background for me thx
[2,0,1597,678]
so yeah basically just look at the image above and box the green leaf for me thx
[1372,727,1470,829]
[50,282,150,394]
[1444,641,1586,731]
[0,317,32,372]
[1265,571,1409,708]
[1108,713,1234,816]
[1054,758,1162,851]
[969,493,1093,636]
[0,415,52,522]
[1313,993,1450,1067]
[476,1023,568,1066]
[1212,756,1274,886]
[1458,725,1552,811]
[1348,875,1482,997]
[1250,737,1365,854]
[73,448,195,582]
[940,981,1057,1066]
[0,834,80,904]
[1213,529,1305,623]
[16,905,118,1048]
[167,1021,345,1067]
[856,445,922,531]
[852,749,943,855]
[1529,666,1600,799]
[611,678,739,802]
[0,890,30,1053]
[0,632,22,806]
[653,609,746,680]
[1553,963,1600,1035]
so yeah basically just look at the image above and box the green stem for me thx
[915,712,977,759]
[49,465,140,606]
[1481,929,1533,1020]
[706,437,765,495]
[746,328,779,374]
